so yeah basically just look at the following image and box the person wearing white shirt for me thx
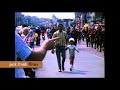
[29,34,35,49]
[66,38,79,71]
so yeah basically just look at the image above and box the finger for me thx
[52,37,60,41]
[53,41,55,44]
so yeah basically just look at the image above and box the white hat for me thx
[69,38,75,42]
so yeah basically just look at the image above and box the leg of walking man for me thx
[56,47,62,72]
[61,46,66,71]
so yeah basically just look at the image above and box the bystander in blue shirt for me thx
[15,32,32,78]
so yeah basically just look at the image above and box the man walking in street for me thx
[52,24,67,72]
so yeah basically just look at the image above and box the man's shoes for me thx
[59,70,61,72]
[26,76,30,78]
[62,67,65,71]
[62,69,65,72]
[70,65,73,71]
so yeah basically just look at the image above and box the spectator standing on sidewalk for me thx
[101,25,105,51]
[35,27,41,46]
[66,27,71,45]
[51,27,57,38]
[70,27,78,46]
[21,27,30,46]
[46,27,51,39]
[29,33,35,49]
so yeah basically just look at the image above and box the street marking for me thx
[83,51,104,60]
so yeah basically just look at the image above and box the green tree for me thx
[15,12,24,26]
[15,13,42,27]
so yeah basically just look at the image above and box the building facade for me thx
[74,12,88,28]
[62,19,73,30]
[74,12,105,28]
[52,14,58,25]
[91,12,105,24]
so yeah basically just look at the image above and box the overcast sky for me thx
[22,12,75,19]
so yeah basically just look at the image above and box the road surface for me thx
[34,34,104,78]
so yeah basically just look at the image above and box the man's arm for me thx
[52,32,57,38]
[15,33,59,61]
[25,46,47,61]
[26,37,59,61]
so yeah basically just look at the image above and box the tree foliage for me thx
[15,12,42,27]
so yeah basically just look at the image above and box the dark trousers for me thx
[91,38,94,48]
[36,37,40,45]
[86,38,90,47]
[97,42,102,52]
[94,40,97,49]
[24,68,35,78]
[56,45,66,70]
[82,34,84,41]
[17,57,35,78]
[30,42,34,49]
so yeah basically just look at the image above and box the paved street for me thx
[34,34,105,78]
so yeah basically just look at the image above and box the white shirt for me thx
[30,36,34,42]
[21,34,26,40]
[67,45,78,56]
[21,34,30,46]
[47,29,51,33]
